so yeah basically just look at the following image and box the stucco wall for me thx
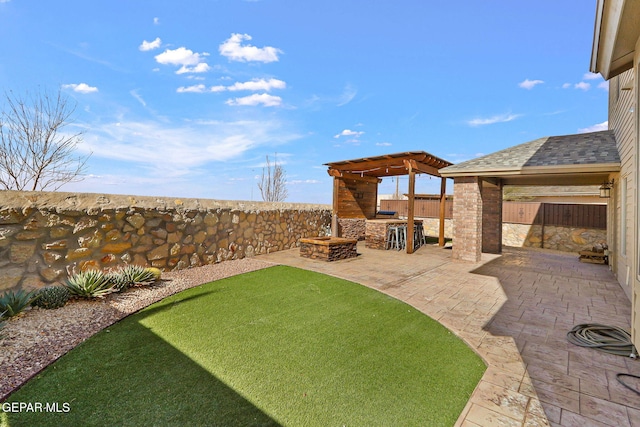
[0,191,331,292]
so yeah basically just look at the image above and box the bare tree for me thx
[258,154,288,202]
[0,89,90,191]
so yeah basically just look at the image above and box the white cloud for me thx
[337,84,357,106]
[578,121,608,133]
[598,81,609,91]
[467,113,521,127]
[376,142,392,146]
[334,129,364,139]
[139,37,162,51]
[176,84,207,93]
[176,62,210,74]
[153,17,160,25]
[518,79,544,90]
[583,72,601,80]
[155,47,210,74]
[575,82,591,91]
[225,93,282,107]
[82,118,300,174]
[228,78,286,92]
[62,83,98,94]
[562,83,572,89]
[205,79,287,93]
[130,90,147,106]
[219,33,282,63]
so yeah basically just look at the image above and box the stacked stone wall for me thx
[420,218,453,239]
[0,191,331,292]
[337,218,366,240]
[502,223,606,252]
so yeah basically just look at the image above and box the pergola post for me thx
[331,177,339,237]
[406,166,416,254]
[439,177,447,246]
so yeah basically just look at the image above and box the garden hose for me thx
[566,324,638,358]
[617,373,640,396]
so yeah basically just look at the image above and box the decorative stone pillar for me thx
[481,179,503,254]
[452,176,482,262]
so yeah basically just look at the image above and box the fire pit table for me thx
[299,237,358,261]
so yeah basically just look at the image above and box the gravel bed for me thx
[0,258,276,401]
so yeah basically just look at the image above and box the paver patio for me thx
[259,243,638,426]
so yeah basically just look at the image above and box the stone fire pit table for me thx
[299,237,358,261]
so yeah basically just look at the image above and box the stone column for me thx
[481,178,503,254]
[452,176,482,262]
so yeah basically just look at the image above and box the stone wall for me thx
[0,191,331,292]
[502,223,606,252]
[420,218,453,239]
[337,218,366,240]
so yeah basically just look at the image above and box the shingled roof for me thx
[439,130,620,178]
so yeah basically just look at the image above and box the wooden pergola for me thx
[325,151,453,253]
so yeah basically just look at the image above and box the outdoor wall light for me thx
[599,179,614,198]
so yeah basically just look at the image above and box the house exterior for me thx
[590,0,640,344]
[439,0,640,346]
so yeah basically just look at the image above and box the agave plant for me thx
[119,265,157,287]
[65,270,115,299]
[105,271,129,293]
[0,289,35,317]
[31,286,71,309]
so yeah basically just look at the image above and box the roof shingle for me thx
[440,130,619,176]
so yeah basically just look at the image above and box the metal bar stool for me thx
[397,225,407,250]
[414,223,425,249]
[385,225,399,250]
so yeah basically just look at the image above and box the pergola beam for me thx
[327,169,382,184]
[403,159,442,177]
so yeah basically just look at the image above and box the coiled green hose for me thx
[566,324,638,358]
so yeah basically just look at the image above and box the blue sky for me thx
[0,0,608,204]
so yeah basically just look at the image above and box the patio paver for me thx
[258,243,637,426]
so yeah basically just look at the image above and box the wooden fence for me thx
[380,199,454,219]
[380,200,606,229]
[502,202,606,229]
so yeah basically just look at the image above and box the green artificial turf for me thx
[1,265,485,427]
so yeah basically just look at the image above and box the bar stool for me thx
[396,225,407,250]
[385,225,399,250]
[414,223,425,249]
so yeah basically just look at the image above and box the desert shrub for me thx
[0,289,35,317]
[106,271,130,293]
[108,265,157,292]
[65,270,115,299]
[31,286,71,309]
